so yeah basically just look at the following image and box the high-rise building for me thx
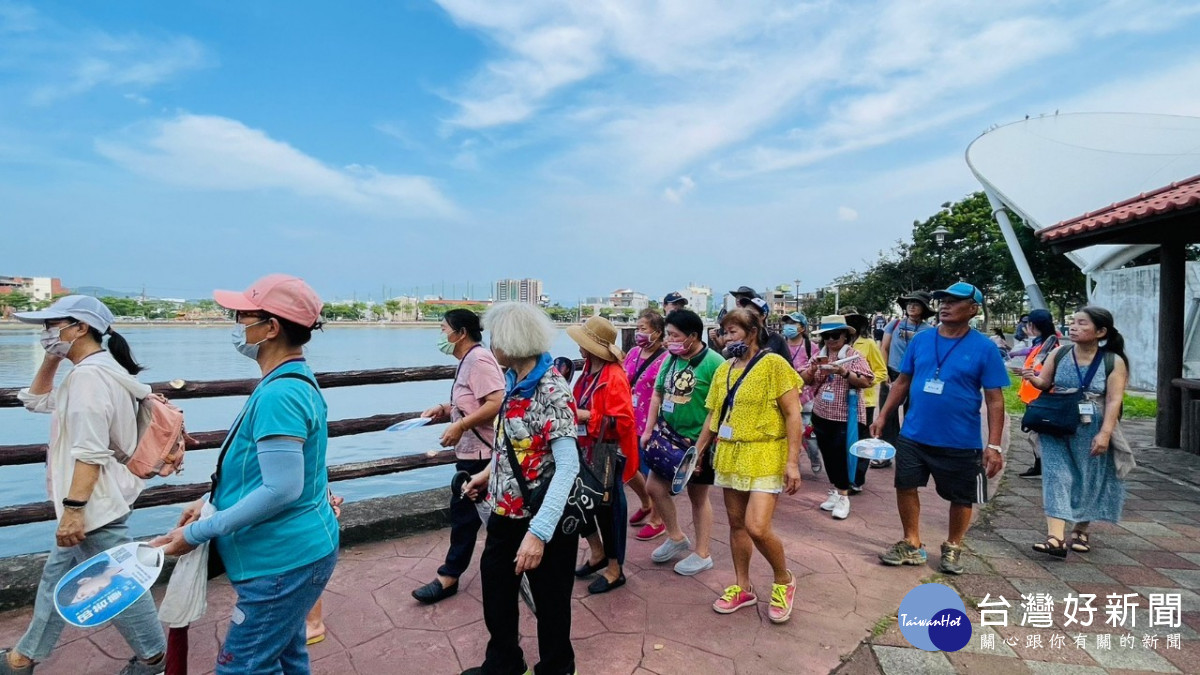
[496,278,544,305]
[680,284,713,315]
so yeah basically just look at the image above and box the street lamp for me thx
[931,226,950,283]
[793,279,801,311]
[830,284,840,314]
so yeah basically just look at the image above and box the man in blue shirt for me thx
[868,282,1009,575]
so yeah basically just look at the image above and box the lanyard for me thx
[577,368,604,409]
[932,332,967,379]
[1071,347,1105,391]
[721,350,767,423]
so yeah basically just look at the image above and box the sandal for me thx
[1070,531,1091,553]
[1032,535,1068,559]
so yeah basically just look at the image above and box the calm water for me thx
[0,324,582,556]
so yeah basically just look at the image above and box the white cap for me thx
[14,295,115,334]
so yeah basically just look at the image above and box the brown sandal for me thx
[1070,531,1091,553]
[1033,535,1068,559]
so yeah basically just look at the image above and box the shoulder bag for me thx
[1020,348,1107,437]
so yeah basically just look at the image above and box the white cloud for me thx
[837,206,858,222]
[434,0,1199,188]
[27,34,209,105]
[96,114,461,219]
[662,175,695,203]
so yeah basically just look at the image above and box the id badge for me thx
[718,424,734,440]
[923,379,945,395]
[661,400,676,413]
[1078,402,1096,415]
[821,390,836,402]
[632,394,640,408]
[576,423,589,437]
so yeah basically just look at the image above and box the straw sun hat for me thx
[567,316,625,362]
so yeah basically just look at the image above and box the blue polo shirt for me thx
[900,328,1009,450]
[211,359,339,582]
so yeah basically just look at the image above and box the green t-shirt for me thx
[654,346,725,440]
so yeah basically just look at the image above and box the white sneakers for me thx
[831,495,850,520]
[819,489,839,511]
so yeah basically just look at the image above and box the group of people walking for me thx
[1,277,1135,675]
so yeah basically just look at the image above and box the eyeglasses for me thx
[235,311,271,323]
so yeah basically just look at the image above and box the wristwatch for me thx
[986,444,1004,454]
[62,498,88,509]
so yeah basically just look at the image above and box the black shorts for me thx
[894,436,988,505]
[692,445,716,486]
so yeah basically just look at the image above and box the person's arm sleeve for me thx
[654,361,669,394]
[184,438,305,545]
[251,379,315,442]
[65,372,117,464]
[982,343,1012,389]
[527,437,579,543]
[17,388,55,414]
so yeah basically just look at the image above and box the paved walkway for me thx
[2,418,1197,674]
[842,418,1200,675]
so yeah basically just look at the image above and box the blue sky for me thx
[3,0,1200,304]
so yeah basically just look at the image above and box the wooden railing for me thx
[0,365,472,528]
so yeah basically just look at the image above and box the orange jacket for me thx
[1018,335,1061,404]
[574,360,640,481]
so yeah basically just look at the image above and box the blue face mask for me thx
[782,325,800,339]
[231,320,269,360]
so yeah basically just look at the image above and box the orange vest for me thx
[1018,336,1060,404]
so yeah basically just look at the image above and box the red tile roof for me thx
[1040,173,1200,242]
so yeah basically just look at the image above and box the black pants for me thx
[813,413,870,491]
[438,458,491,579]
[880,368,906,445]
[480,514,578,675]
[580,472,627,565]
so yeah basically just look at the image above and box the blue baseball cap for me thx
[14,295,114,333]
[784,311,807,325]
[932,282,984,304]
[663,292,686,306]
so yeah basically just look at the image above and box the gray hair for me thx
[484,302,556,358]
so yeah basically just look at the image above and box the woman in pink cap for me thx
[153,274,339,675]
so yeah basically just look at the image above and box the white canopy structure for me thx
[966,112,1200,306]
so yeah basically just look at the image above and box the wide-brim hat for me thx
[896,291,934,316]
[840,306,866,320]
[814,315,857,337]
[729,285,760,299]
[567,316,625,362]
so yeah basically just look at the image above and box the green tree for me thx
[0,291,33,313]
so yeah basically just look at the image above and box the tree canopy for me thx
[801,192,1087,324]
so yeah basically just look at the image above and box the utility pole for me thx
[793,279,801,311]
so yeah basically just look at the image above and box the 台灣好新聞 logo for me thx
[898,583,972,652]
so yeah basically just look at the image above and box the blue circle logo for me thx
[897,583,972,652]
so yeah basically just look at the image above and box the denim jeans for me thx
[438,458,491,579]
[17,515,166,661]
[216,549,338,675]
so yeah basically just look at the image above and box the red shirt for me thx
[573,360,640,482]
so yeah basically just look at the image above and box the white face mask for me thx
[40,322,79,358]
[231,320,269,360]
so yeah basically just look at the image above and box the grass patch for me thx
[871,615,893,637]
[1002,373,1156,418]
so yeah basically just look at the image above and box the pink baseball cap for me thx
[213,274,324,327]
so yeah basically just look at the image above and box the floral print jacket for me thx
[487,369,577,519]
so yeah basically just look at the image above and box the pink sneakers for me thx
[768,572,796,624]
[712,585,757,614]
[634,523,666,541]
[628,507,652,526]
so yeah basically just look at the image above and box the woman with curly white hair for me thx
[459,302,581,675]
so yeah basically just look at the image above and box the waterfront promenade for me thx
[1,419,1198,674]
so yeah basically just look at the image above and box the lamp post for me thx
[830,284,840,314]
[932,226,950,283]
[793,279,801,311]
